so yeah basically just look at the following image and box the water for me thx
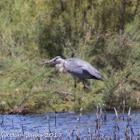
[0,111,140,140]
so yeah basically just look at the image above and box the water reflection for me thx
[0,111,140,139]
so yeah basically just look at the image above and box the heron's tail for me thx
[93,73,104,81]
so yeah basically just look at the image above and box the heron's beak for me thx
[41,59,54,65]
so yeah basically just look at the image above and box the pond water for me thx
[0,111,140,140]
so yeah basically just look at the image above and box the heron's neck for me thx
[60,59,65,63]
[59,59,65,67]
[55,59,66,73]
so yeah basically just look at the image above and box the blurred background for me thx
[0,0,140,114]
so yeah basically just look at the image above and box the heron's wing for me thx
[65,58,103,80]
[82,64,103,80]
[64,59,83,75]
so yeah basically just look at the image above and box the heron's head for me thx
[41,56,65,65]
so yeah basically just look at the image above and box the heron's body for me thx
[42,56,103,88]
[64,58,102,80]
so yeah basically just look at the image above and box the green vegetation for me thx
[0,0,140,114]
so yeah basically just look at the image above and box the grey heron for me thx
[42,56,103,88]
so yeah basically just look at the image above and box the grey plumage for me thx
[41,56,103,88]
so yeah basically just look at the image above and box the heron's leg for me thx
[82,79,86,89]
[73,76,77,88]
